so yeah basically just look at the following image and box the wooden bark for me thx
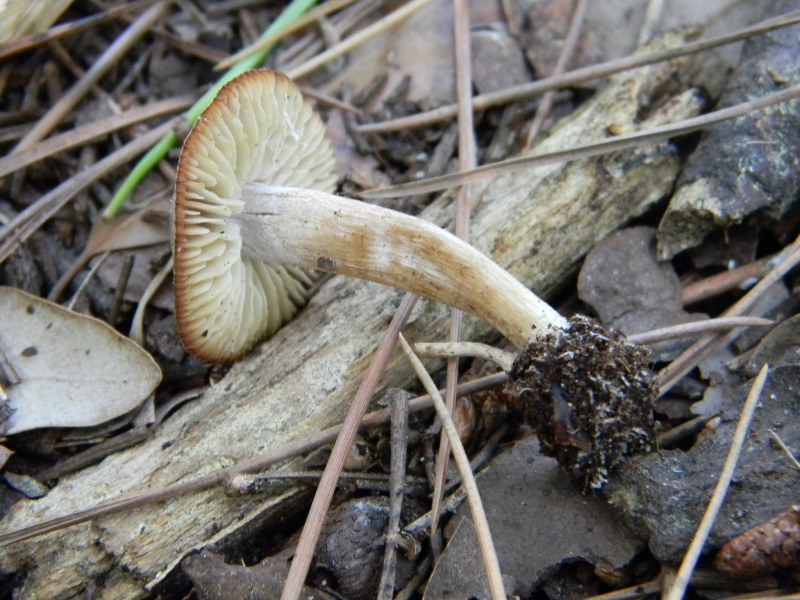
[0,36,713,599]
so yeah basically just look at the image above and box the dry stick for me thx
[129,256,173,346]
[0,371,507,548]
[276,0,379,71]
[356,10,800,133]
[665,365,769,600]
[625,316,774,346]
[284,0,437,80]
[280,293,419,600]
[0,0,159,61]
[768,430,800,471]
[681,255,774,306]
[216,0,358,70]
[403,427,509,538]
[658,236,800,395]
[399,334,506,600]
[0,120,175,264]
[430,0,477,555]
[108,254,135,327]
[524,0,587,148]
[0,95,192,179]
[65,251,109,311]
[47,40,116,106]
[361,82,800,199]
[414,317,772,370]
[414,342,519,373]
[376,391,410,600]
[10,2,170,154]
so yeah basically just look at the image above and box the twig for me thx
[430,0,477,555]
[626,316,774,345]
[356,10,800,133]
[216,0,358,70]
[107,254,135,327]
[10,2,170,154]
[65,251,109,311]
[0,371,507,547]
[767,429,800,471]
[394,555,433,600]
[413,317,772,369]
[658,236,800,395]
[681,256,774,305]
[524,0,587,148]
[0,0,159,61]
[399,334,506,600]
[0,95,192,179]
[280,293,418,600]
[360,82,800,199]
[284,0,438,81]
[415,342,516,372]
[664,365,769,600]
[638,0,665,45]
[377,390,410,600]
[0,120,175,265]
[129,256,173,345]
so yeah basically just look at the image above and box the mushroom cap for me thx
[173,69,337,362]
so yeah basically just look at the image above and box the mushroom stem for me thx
[235,184,569,349]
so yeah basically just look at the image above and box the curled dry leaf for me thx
[0,287,161,434]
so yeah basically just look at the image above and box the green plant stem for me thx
[103,0,318,219]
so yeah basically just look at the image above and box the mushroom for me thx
[173,68,565,362]
[173,69,655,488]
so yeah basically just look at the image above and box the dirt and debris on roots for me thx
[507,315,657,490]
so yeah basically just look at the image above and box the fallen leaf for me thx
[0,287,161,434]
[49,197,171,301]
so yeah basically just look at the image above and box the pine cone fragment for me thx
[715,504,800,579]
[507,315,656,490]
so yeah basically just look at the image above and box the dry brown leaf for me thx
[0,287,161,434]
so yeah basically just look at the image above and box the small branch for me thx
[431,0,477,553]
[626,316,774,346]
[767,429,800,471]
[129,256,173,346]
[279,294,418,600]
[283,0,438,81]
[658,235,800,395]
[415,341,516,372]
[0,0,159,61]
[664,365,769,600]
[399,334,507,600]
[361,82,800,199]
[356,10,800,133]
[377,390,410,600]
[0,120,174,265]
[0,371,508,547]
[11,2,170,154]
[681,256,774,305]
[524,0,587,148]
[0,95,192,180]
[216,0,357,71]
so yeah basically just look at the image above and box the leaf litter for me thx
[0,287,160,434]
[0,1,800,599]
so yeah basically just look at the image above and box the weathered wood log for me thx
[0,35,713,599]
